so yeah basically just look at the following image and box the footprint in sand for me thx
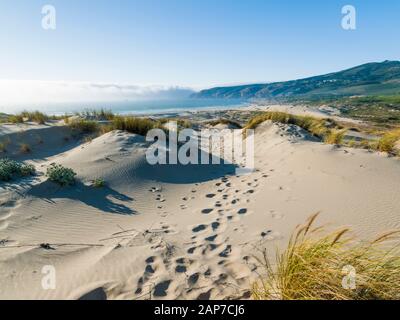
[201,209,213,215]
[153,280,171,297]
[192,224,207,233]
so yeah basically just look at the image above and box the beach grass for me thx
[244,112,337,140]
[252,213,400,300]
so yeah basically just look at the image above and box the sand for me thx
[1,113,400,300]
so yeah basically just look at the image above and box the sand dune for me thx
[1,119,400,300]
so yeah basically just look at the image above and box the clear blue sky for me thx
[0,0,399,88]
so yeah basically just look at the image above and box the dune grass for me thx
[111,116,164,136]
[376,129,400,155]
[324,129,347,145]
[252,213,400,300]
[8,114,24,124]
[0,158,35,181]
[244,112,339,140]
[68,119,99,133]
[20,111,48,124]
[76,108,115,121]
[206,118,243,128]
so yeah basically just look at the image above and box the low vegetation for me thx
[91,178,106,188]
[21,111,48,124]
[19,143,31,154]
[244,112,340,140]
[68,119,99,133]
[252,213,400,300]
[376,129,400,155]
[206,118,243,128]
[8,114,24,124]
[111,116,164,136]
[0,158,35,181]
[0,138,11,153]
[46,163,77,186]
[324,129,347,145]
[75,108,115,121]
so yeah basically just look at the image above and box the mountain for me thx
[193,61,400,100]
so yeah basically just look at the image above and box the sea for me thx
[1,99,248,116]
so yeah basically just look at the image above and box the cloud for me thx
[0,80,195,106]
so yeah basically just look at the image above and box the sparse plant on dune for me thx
[376,129,400,155]
[252,213,400,300]
[91,178,105,188]
[46,163,77,186]
[324,129,347,145]
[0,158,35,181]
[0,138,11,153]
[19,143,31,154]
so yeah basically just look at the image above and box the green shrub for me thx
[0,158,35,181]
[46,163,77,186]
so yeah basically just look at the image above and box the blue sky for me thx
[0,0,399,97]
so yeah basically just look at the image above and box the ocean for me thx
[1,99,248,116]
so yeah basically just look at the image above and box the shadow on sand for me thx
[28,180,136,215]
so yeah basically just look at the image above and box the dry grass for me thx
[252,213,400,300]
[206,118,242,128]
[376,129,400,155]
[324,129,347,145]
[111,116,164,136]
[244,112,338,140]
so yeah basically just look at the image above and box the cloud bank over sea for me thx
[0,80,195,107]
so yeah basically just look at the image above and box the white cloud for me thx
[0,80,195,106]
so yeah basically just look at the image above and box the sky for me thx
[0,0,399,105]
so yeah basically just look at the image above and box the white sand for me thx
[1,119,400,300]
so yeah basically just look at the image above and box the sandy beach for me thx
[1,106,399,300]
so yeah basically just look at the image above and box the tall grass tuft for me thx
[20,111,48,124]
[252,213,400,300]
[324,129,347,145]
[111,116,163,136]
[68,119,99,133]
[376,129,400,155]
